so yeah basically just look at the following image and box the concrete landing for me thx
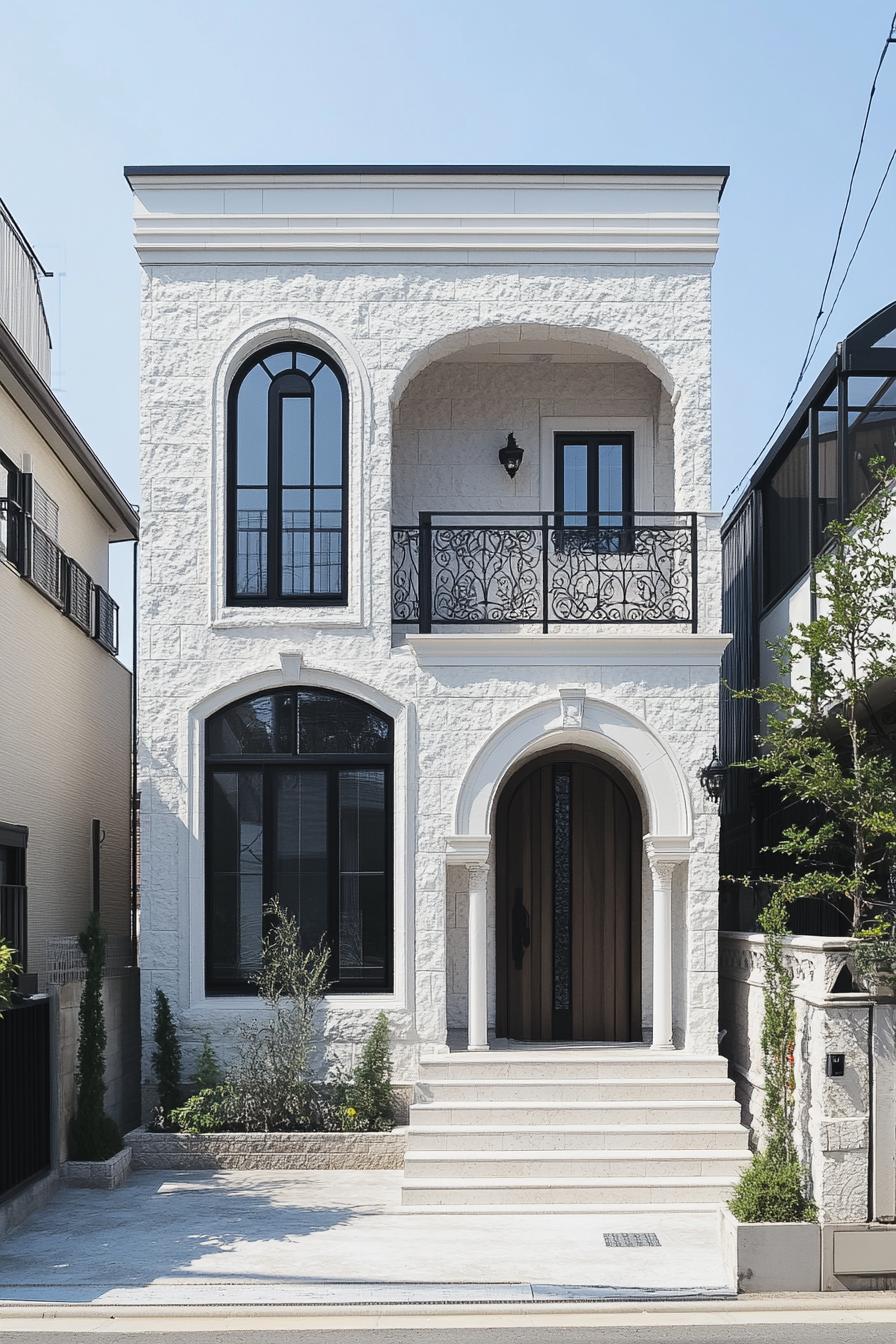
[0,1169,732,1306]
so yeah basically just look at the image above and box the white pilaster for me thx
[466,861,490,1051]
[645,835,690,1052]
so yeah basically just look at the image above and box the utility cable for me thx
[722,10,896,512]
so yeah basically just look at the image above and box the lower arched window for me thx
[205,687,392,993]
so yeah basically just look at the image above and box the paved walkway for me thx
[0,1169,732,1306]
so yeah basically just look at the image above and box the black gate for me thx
[0,996,51,1199]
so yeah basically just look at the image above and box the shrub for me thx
[728,893,815,1223]
[729,1148,817,1224]
[194,1034,222,1092]
[170,1086,241,1134]
[344,1012,393,1131]
[151,989,182,1123]
[0,938,21,1019]
[229,894,331,1131]
[69,913,122,1161]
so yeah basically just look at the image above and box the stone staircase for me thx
[400,1048,750,1211]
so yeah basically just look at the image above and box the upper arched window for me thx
[227,343,348,605]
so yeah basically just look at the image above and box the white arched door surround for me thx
[446,690,692,1051]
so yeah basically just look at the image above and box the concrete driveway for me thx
[0,1169,732,1306]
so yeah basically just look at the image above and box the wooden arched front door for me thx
[495,750,642,1042]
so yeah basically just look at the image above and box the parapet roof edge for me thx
[124,163,730,199]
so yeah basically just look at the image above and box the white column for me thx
[466,861,489,1051]
[649,857,676,1050]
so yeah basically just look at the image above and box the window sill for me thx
[183,990,404,1019]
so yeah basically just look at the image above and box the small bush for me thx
[0,938,21,1019]
[194,1034,221,1092]
[151,989,182,1123]
[344,1012,393,1131]
[229,894,331,1132]
[69,913,122,1161]
[729,1146,817,1224]
[170,1086,242,1134]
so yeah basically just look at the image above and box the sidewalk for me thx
[0,1169,732,1307]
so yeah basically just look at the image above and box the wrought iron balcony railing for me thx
[0,498,120,655]
[392,511,699,633]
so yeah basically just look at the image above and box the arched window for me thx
[227,343,348,605]
[205,688,392,992]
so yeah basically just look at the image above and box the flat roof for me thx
[124,163,730,197]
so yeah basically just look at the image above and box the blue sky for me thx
[2,1,895,658]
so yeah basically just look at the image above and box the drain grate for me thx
[604,1232,660,1248]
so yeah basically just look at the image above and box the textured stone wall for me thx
[125,1127,406,1170]
[719,933,877,1222]
[138,258,721,1096]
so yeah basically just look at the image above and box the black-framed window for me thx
[227,343,348,606]
[205,688,392,993]
[554,433,634,525]
[761,418,810,608]
[0,451,22,566]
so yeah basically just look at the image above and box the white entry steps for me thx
[401,1048,749,1211]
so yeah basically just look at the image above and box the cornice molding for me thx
[406,632,731,669]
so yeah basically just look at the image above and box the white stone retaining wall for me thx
[125,1127,406,1170]
[138,250,723,1093]
[719,932,896,1223]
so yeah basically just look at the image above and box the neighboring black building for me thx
[720,302,896,933]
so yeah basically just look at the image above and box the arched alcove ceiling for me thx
[391,323,676,407]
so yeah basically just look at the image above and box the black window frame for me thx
[204,688,393,996]
[226,342,349,607]
[0,450,23,570]
[553,431,635,553]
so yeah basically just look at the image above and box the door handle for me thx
[511,886,531,971]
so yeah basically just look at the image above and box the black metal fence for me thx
[0,997,51,1200]
[392,511,699,633]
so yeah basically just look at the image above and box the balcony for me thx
[392,512,698,634]
[0,498,120,655]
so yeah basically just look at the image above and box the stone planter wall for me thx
[62,1146,131,1190]
[719,932,896,1223]
[125,1127,407,1171]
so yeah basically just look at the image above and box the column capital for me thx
[465,860,490,879]
[644,834,690,874]
[446,835,490,866]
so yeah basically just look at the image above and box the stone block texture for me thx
[125,1128,406,1171]
[138,248,724,1095]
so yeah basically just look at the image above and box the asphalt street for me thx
[3,1325,896,1343]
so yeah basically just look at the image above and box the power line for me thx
[722,10,896,512]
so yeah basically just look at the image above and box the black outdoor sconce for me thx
[699,745,727,804]
[499,432,524,479]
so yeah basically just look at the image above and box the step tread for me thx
[404,1149,748,1162]
[419,1052,725,1064]
[401,1175,738,1189]
[396,1202,724,1215]
[407,1122,748,1134]
[410,1099,740,1111]
[419,1077,729,1087]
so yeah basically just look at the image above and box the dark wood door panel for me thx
[496,750,641,1043]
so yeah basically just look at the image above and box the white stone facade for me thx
[131,168,728,1094]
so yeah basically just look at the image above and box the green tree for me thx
[345,1012,394,1131]
[194,1034,221,1092]
[735,459,896,945]
[69,913,121,1160]
[151,988,182,1121]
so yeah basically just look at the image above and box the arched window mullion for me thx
[205,688,392,994]
[227,341,348,607]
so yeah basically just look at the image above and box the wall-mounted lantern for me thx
[699,745,727,804]
[499,432,524,479]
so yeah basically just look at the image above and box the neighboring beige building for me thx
[0,197,139,983]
